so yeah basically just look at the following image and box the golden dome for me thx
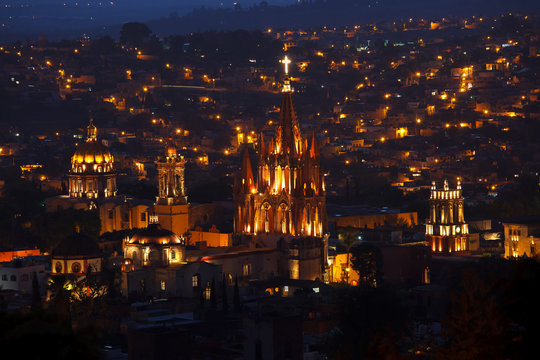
[71,121,114,173]
[128,224,183,245]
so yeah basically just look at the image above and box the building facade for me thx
[0,258,47,294]
[426,179,469,254]
[234,57,328,280]
[503,218,540,258]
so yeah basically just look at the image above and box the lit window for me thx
[192,274,199,287]
[205,286,211,300]
[171,250,176,260]
[160,281,166,291]
[423,267,431,284]
[243,264,252,277]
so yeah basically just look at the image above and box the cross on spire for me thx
[281,55,291,75]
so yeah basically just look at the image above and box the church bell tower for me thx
[154,147,189,237]
[426,179,469,254]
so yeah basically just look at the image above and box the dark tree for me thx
[30,209,101,252]
[47,275,72,324]
[319,286,410,359]
[437,270,508,360]
[338,226,358,283]
[120,22,151,46]
[90,35,116,54]
[350,242,383,288]
[502,259,540,358]
[0,310,100,359]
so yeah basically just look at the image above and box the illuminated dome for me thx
[124,216,186,268]
[71,120,114,174]
[129,223,183,245]
[68,120,117,199]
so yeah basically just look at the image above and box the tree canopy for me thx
[120,22,152,46]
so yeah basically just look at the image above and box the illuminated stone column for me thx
[441,205,446,224]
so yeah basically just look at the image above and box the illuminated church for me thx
[46,120,150,233]
[68,120,116,199]
[46,120,220,242]
[234,57,328,280]
[425,179,469,254]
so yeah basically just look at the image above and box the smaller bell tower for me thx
[154,147,189,237]
[426,179,469,254]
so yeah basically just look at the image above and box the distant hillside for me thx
[144,0,540,36]
[1,0,538,41]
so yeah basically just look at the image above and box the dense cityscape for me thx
[1,6,540,360]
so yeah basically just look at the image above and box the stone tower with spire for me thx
[154,147,190,238]
[233,57,328,280]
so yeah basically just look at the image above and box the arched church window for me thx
[262,202,271,233]
[279,203,288,233]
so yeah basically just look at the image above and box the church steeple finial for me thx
[87,118,97,142]
[281,55,291,75]
[280,55,292,93]
[275,56,301,156]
